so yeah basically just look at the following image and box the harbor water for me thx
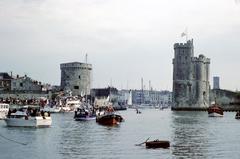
[1,109,240,159]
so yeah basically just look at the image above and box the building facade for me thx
[213,76,220,89]
[0,73,12,91]
[172,39,210,110]
[118,89,172,107]
[11,75,42,91]
[60,62,92,96]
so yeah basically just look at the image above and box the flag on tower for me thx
[181,32,186,37]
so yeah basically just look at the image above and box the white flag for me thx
[181,32,186,37]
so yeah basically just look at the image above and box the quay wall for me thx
[0,91,51,99]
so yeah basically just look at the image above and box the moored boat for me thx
[235,111,240,119]
[4,106,52,127]
[145,140,170,149]
[208,102,223,117]
[96,106,124,126]
[0,103,9,119]
[41,105,61,113]
[74,107,96,121]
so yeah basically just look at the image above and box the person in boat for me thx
[107,106,114,113]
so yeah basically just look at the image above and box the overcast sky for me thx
[0,0,240,91]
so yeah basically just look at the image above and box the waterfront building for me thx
[0,73,13,91]
[213,76,220,89]
[11,75,42,91]
[118,89,172,107]
[172,39,210,110]
[91,87,118,107]
[60,62,92,96]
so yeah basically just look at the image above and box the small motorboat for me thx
[74,107,96,121]
[136,108,141,114]
[145,140,170,149]
[235,111,240,119]
[96,106,124,126]
[208,100,223,117]
[5,106,52,127]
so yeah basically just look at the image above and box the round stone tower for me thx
[60,62,92,96]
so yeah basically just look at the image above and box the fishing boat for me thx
[145,140,170,149]
[0,103,9,119]
[96,107,124,126]
[208,100,223,117]
[74,106,96,121]
[4,106,52,127]
[235,111,240,119]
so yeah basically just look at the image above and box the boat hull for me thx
[42,107,61,113]
[4,117,52,127]
[96,114,120,126]
[74,115,96,121]
[146,140,170,149]
[0,112,8,120]
[208,112,223,117]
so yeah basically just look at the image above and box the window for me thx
[20,83,23,87]
[74,86,79,89]
[79,75,81,79]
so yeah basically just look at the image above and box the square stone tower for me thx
[172,39,210,110]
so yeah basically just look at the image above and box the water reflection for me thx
[171,111,209,158]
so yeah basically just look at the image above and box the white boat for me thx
[5,107,52,127]
[41,106,61,113]
[62,99,81,112]
[0,103,9,119]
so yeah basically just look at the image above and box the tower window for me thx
[74,86,79,89]
[79,75,81,79]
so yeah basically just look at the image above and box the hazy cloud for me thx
[0,0,240,90]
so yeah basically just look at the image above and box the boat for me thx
[41,105,61,113]
[96,106,124,126]
[208,101,223,117]
[235,111,240,119]
[74,105,96,121]
[145,140,170,149]
[4,106,52,127]
[0,103,9,119]
[136,108,142,114]
[61,98,81,112]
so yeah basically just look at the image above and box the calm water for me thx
[0,109,240,159]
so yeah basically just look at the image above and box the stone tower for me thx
[172,39,210,110]
[60,62,92,96]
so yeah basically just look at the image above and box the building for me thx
[172,39,210,110]
[60,62,92,96]
[0,73,13,91]
[213,76,220,89]
[91,87,119,107]
[11,75,42,92]
[118,89,172,107]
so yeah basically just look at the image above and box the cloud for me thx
[0,0,240,90]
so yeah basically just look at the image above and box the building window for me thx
[20,83,23,87]
[74,86,79,89]
[79,75,81,79]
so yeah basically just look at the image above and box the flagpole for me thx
[185,28,188,42]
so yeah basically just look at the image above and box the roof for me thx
[0,73,13,80]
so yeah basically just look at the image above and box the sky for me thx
[0,0,240,91]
